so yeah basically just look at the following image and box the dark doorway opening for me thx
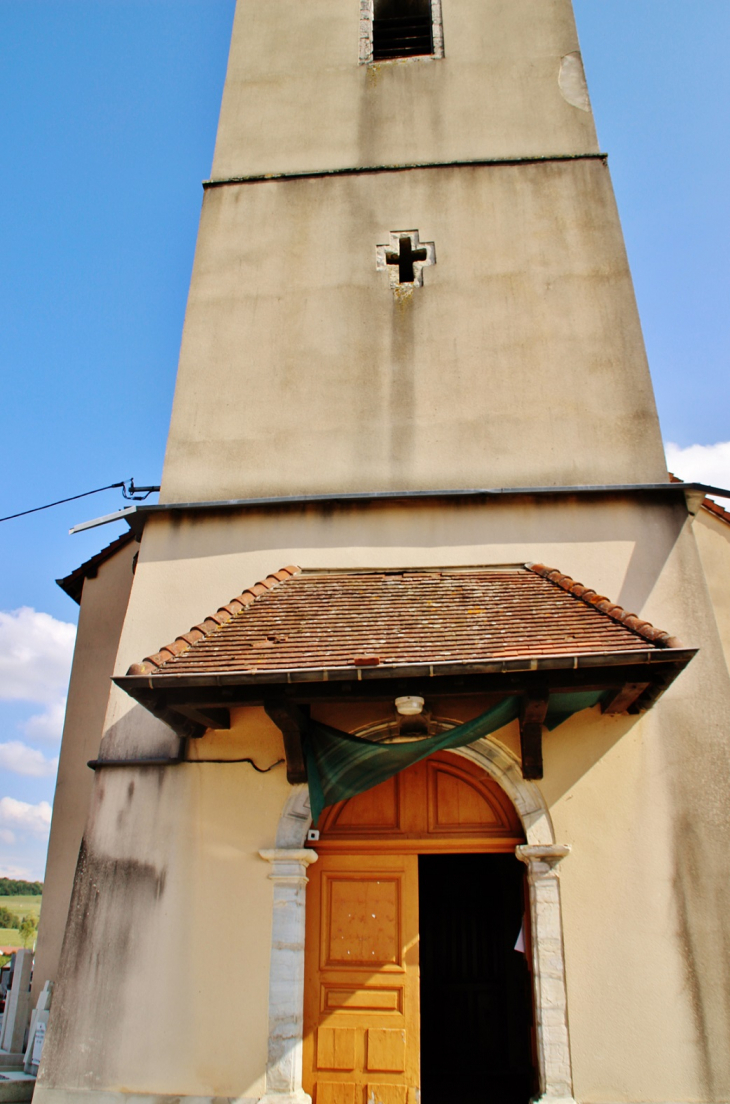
[418,853,537,1104]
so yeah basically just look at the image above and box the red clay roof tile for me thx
[126,564,681,679]
[701,497,730,525]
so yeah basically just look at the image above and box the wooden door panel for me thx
[323,875,402,968]
[316,752,523,850]
[322,987,403,1013]
[326,775,402,834]
[426,758,521,836]
[365,1083,409,1104]
[366,1028,406,1071]
[317,1083,357,1104]
[317,1027,357,1070]
[304,855,419,1104]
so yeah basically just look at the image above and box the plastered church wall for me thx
[36,500,730,1101]
[33,540,137,1002]
[161,161,667,502]
[160,0,666,503]
[37,713,288,1103]
[693,507,730,673]
[211,0,599,177]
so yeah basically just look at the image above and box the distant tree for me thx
[18,915,39,949]
[0,907,17,929]
[0,879,43,896]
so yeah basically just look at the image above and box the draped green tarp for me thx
[304,690,605,824]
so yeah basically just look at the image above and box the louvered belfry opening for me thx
[372,0,433,60]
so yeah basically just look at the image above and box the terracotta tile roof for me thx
[126,563,682,679]
[57,530,137,604]
[701,497,730,525]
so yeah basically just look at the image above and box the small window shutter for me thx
[372,0,433,60]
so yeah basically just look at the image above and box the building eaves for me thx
[701,497,730,526]
[668,471,730,527]
[57,530,137,605]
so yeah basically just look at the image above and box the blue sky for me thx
[0,1,728,879]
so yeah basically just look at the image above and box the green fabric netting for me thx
[304,690,605,824]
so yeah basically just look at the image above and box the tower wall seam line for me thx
[202,152,608,189]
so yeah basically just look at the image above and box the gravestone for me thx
[0,951,32,1055]
[24,980,52,1075]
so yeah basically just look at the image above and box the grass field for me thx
[0,896,42,946]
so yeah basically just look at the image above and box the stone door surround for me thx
[260,736,576,1104]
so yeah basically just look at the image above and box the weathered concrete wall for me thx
[161,160,666,502]
[37,710,287,1103]
[36,498,730,1103]
[693,506,730,674]
[33,539,137,1002]
[211,0,598,178]
[159,0,659,503]
[546,518,730,1102]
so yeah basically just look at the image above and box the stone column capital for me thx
[516,843,570,875]
[260,848,318,884]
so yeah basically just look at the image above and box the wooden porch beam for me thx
[173,704,230,731]
[601,683,649,714]
[520,688,549,780]
[264,696,309,784]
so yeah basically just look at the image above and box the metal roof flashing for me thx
[70,481,730,536]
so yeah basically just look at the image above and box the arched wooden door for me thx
[303,752,526,1104]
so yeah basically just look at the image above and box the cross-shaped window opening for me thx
[376,230,436,289]
[386,237,429,284]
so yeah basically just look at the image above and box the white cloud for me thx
[665,441,730,491]
[0,742,58,778]
[0,608,75,745]
[0,830,16,846]
[0,863,31,879]
[0,797,52,837]
[20,700,67,743]
[0,607,76,706]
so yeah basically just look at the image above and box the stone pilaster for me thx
[258,848,319,1104]
[516,844,576,1104]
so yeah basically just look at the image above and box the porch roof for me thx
[125,563,683,679]
[115,564,696,762]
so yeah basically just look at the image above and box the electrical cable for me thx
[1,478,159,523]
[88,756,286,772]
[189,757,286,771]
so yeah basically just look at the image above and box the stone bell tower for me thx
[34,4,730,1104]
[160,0,667,503]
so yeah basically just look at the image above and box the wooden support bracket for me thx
[520,688,549,780]
[600,683,649,714]
[174,704,230,732]
[264,696,308,784]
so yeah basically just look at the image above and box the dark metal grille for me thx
[372,15,433,60]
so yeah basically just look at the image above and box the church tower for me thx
[161,0,665,501]
[34,3,730,1104]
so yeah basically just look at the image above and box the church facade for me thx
[33,2,730,1103]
